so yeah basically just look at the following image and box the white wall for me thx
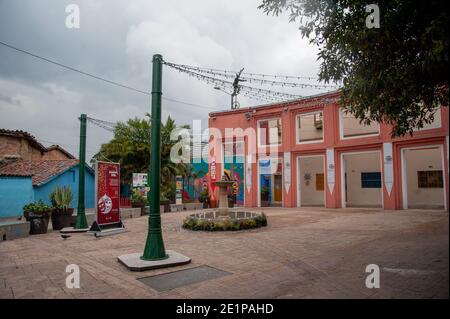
[344,152,382,207]
[298,156,324,206]
[404,147,444,209]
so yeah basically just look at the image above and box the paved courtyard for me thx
[0,207,448,299]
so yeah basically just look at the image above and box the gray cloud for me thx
[0,0,322,160]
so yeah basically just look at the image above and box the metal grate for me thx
[138,265,231,292]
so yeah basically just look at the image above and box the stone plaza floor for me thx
[0,207,448,299]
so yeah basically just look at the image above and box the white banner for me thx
[326,148,335,194]
[383,142,394,195]
[284,152,291,193]
[246,154,252,192]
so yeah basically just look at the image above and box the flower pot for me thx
[51,208,74,230]
[24,210,52,235]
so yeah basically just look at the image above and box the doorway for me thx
[297,155,325,207]
[341,151,382,208]
[401,146,446,210]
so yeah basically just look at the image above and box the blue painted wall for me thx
[34,166,95,209]
[0,176,34,218]
[0,165,95,218]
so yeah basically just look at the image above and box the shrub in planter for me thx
[23,200,53,234]
[182,213,268,232]
[49,186,74,230]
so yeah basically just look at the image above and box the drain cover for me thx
[138,265,231,292]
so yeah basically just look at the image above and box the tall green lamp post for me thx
[75,113,88,229]
[118,54,190,271]
[141,54,168,260]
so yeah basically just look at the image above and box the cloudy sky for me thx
[0,0,324,160]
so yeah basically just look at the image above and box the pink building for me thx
[208,91,449,211]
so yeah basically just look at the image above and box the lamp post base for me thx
[118,250,191,271]
[60,227,90,234]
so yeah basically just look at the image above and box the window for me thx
[418,171,443,188]
[258,119,282,146]
[340,109,379,138]
[297,111,324,143]
[316,173,324,191]
[361,172,382,188]
[415,109,442,131]
[223,140,245,157]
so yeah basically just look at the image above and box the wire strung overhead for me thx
[86,116,117,132]
[164,61,341,106]
[164,61,307,103]
[165,62,340,90]
[0,40,219,111]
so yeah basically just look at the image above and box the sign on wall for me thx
[383,142,394,195]
[246,154,252,192]
[132,173,147,187]
[95,161,121,225]
[176,175,183,205]
[284,152,291,193]
[326,148,335,194]
[210,156,217,192]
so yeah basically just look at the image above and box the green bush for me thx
[242,219,257,229]
[49,186,73,213]
[23,200,52,213]
[182,213,268,232]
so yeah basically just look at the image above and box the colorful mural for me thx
[183,159,209,201]
[223,157,244,206]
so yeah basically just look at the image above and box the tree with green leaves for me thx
[259,0,448,136]
[92,115,190,201]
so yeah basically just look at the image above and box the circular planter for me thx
[183,211,267,231]
[51,208,74,230]
[24,210,52,235]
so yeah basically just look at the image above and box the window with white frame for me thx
[297,111,324,143]
[258,118,282,146]
[340,109,379,138]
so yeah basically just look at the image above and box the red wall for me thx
[209,92,449,211]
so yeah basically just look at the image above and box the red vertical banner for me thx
[95,161,120,225]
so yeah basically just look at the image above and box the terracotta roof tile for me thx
[0,159,79,185]
[0,129,47,152]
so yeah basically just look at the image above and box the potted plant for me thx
[23,200,53,235]
[198,189,210,209]
[260,186,270,207]
[131,188,146,215]
[49,186,74,230]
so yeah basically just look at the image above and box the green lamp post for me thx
[75,113,88,229]
[141,54,168,260]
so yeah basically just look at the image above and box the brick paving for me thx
[0,207,448,299]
